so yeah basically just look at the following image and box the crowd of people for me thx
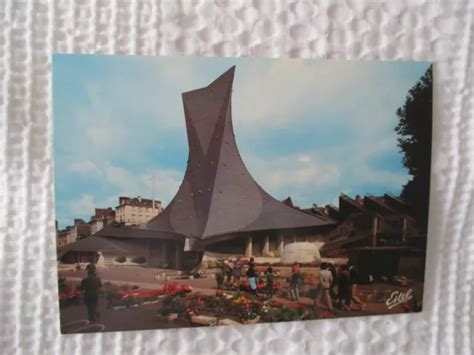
[288,261,366,311]
[77,257,366,322]
[222,257,366,312]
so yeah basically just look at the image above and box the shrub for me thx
[115,256,126,263]
[162,296,174,306]
[160,296,187,316]
[263,307,300,323]
[131,256,147,264]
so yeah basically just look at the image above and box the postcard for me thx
[54,54,432,333]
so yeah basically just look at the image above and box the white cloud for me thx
[86,124,128,152]
[104,163,139,194]
[103,163,182,206]
[55,57,420,225]
[70,195,96,216]
[233,59,376,128]
[142,169,183,205]
[70,160,100,175]
[61,163,183,226]
[244,152,341,192]
[240,133,409,208]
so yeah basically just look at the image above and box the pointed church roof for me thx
[145,66,334,241]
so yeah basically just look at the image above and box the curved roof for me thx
[144,66,334,241]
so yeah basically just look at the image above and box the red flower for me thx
[319,310,335,319]
[270,300,283,308]
[287,302,303,309]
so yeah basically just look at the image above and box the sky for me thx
[53,54,430,228]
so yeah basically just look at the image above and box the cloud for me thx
[142,169,183,204]
[246,152,341,191]
[233,59,376,128]
[70,160,100,175]
[104,163,140,194]
[59,162,183,227]
[54,56,426,227]
[70,195,96,216]
[103,163,182,205]
[86,124,128,153]
[241,134,408,208]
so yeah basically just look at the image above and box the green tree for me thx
[395,66,433,232]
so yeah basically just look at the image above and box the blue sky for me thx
[53,54,430,228]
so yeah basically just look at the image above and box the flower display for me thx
[58,289,80,306]
[106,282,193,308]
[318,310,335,319]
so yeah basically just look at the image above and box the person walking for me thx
[233,257,243,284]
[315,263,334,310]
[85,261,96,275]
[348,263,366,310]
[327,262,338,300]
[246,262,257,296]
[79,269,102,322]
[337,264,351,311]
[289,262,302,301]
[265,266,275,298]
[223,258,234,284]
[291,261,301,274]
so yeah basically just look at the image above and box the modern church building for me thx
[59,67,337,269]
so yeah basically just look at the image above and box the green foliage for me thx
[131,256,147,264]
[395,65,433,232]
[160,296,187,316]
[115,256,126,263]
[299,309,319,321]
[263,307,300,323]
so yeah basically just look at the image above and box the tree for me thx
[395,66,433,232]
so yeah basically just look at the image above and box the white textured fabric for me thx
[0,1,473,354]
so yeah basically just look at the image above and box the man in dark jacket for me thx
[348,263,365,310]
[246,263,257,295]
[80,269,102,321]
[337,264,351,311]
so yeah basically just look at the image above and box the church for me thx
[59,67,342,269]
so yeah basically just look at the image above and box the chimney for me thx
[324,205,330,215]
[355,195,363,205]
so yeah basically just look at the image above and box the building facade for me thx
[58,67,424,274]
[115,196,163,226]
[90,207,116,235]
[57,218,91,247]
[320,193,422,257]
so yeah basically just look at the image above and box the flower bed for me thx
[179,291,331,326]
[59,288,80,307]
[221,278,282,294]
[107,282,193,309]
[58,277,80,307]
